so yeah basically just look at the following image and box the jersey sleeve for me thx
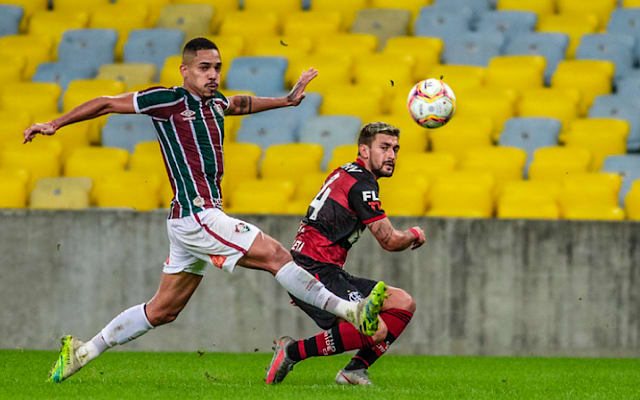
[133,87,181,119]
[215,90,230,110]
[347,179,386,224]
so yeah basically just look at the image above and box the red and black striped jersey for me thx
[291,159,386,268]
[134,86,229,219]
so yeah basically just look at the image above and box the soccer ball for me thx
[407,78,456,129]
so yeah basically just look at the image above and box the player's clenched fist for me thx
[23,121,57,144]
[408,226,426,250]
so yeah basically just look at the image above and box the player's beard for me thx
[372,162,394,178]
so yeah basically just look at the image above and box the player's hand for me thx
[286,68,318,106]
[409,226,426,250]
[23,122,56,144]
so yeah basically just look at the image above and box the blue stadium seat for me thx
[225,57,288,97]
[249,92,322,136]
[498,117,561,177]
[124,29,185,80]
[414,8,472,40]
[298,116,361,169]
[58,29,118,75]
[589,95,640,151]
[0,5,22,38]
[576,34,635,81]
[476,11,537,41]
[616,73,640,98]
[505,32,570,85]
[32,62,96,110]
[601,155,640,205]
[102,114,158,153]
[430,0,490,23]
[235,113,297,149]
[607,8,640,63]
[442,32,504,66]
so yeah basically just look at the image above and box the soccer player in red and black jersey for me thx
[266,122,426,386]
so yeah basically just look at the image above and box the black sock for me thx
[344,357,368,371]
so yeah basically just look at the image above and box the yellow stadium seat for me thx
[428,65,486,92]
[219,11,279,37]
[0,55,25,85]
[65,147,129,197]
[30,177,92,209]
[261,144,323,184]
[156,4,213,41]
[552,60,614,114]
[563,118,629,143]
[314,34,379,58]
[378,176,429,216]
[353,54,415,99]
[625,180,640,220]
[1,144,61,190]
[114,0,170,26]
[528,146,591,182]
[311,0,368,29]
[3,0,47,29]
[228,179,295,214]
[293,172,331,202]
[93,171,161,210]
[623,0,640,5]
[159,56,185,88]
[363,114,429,153]
[129,141,166,178]
[327,144,358,172]
[204,35,247,56]
[321,85,384,121]
[497,0,555,15]
[427,172,495,218]
[286,54,353,94]
[89,4,150,60]
[498,180,561,219]
[0,167,30,185]
[0,82,60,115]
[28,11,89,54]
[0,174,27,208]
[383,37,443,81]
[556,0,617,29]
[160,180,173,209]
[430,116,494,160]
[563,172,622,194]
[97,63,157,91]
[0,34,53,78]
[248,37,313,67]
[460,146,527,191]
[371,0,432,18]
[517,89,579,129]
[223,142,262,196]
[174,0,239,32]
[486,55,546,91]
[559,181,623,220]
[564,125,628,171]
[282,11,342,36]
[537,13,598,58]
[243,0,302,15]
[394,152,457,179]
[30,112,91,161]
[63,79,126,143]
[0,111,31,145]
[452,89,515,135]
[54,0,110,12]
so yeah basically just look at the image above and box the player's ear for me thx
[179,63,188,79]
[358,143,370,159]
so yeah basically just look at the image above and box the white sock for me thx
[76,303,153,366]
[275,261,356,321]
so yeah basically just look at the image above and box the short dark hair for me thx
[182,37,218,57]
[357,122,400,148]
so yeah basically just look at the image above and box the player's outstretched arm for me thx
[23,93,136,143]
[225,68,318,115]
[367,217,425,252]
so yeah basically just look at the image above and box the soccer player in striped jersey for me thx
[23,37,387,383]
[265,122,426,386]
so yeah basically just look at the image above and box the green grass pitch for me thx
[1,350,639,399]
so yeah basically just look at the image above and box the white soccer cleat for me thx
[48,335,85,383]
[335,368,373,386]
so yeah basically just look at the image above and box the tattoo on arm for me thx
[248,96,252,113]
[371,219,393,245]
[231,95,253,115]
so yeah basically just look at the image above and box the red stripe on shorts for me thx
[193,213,247,254]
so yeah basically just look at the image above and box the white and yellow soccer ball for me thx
[406,78,456,129]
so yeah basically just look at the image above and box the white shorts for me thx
[163,208,260,275]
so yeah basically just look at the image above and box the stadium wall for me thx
[1,209,639,357]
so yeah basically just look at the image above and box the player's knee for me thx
[265,240,292,272]
[372,322,388,344]
[392,289,416,313]
[147,307,181,326]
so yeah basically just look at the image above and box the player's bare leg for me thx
[48,272,202,383]
[238,232,386,335]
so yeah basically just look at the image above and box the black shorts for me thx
[290,255,378,330]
